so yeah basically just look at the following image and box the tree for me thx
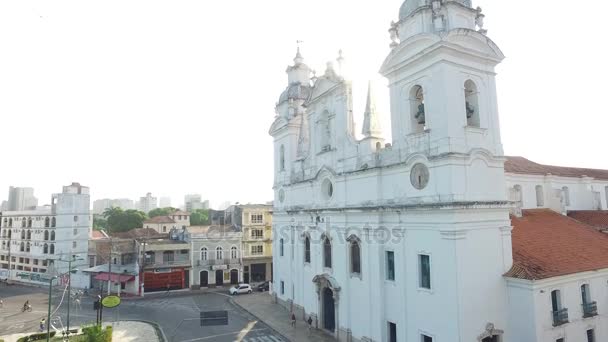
[148,207,176,218]
[102,207,148,233]
[93,216,107,230]
[190,209,209,226]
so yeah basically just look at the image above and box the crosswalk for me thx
[242,335,284,342]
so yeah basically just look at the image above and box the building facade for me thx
[138,192,158,214]
[269,2,608,342]
[92,198,135,215]
[187,225,242,288]
[0,183,91,288]
[226,204,273,283]
[6,186,38,211]
[143,210,190,234]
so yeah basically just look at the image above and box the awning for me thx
[94,273,135,282]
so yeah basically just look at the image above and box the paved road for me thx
[0,283,284,342]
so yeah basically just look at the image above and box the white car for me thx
[229,284,252,295]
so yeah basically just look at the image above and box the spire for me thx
[362,81,382,138]
[294,46,304,65]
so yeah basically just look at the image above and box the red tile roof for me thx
[171,210,190,216]
[568,211,608,232]
[143,215,175,224]
[505,209,608,280]
[505,156,608,180]
[91,230,108,239]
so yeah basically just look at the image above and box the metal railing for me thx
[582,301,598,318]
[552,308,569,326]
[197,258,240,266]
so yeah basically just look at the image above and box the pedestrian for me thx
[39,318,45,332]
[307,315,313,334]
[290,312,296,327]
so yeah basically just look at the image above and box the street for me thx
[0,283,283,342]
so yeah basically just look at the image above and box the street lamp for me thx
[55,256,84,335]
[46,275,58,342]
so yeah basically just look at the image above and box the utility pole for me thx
[55,256,83,335]
[107,224,113,295]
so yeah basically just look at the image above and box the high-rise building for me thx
[7,187,38,211]
[0,182,91,288]
[184,194,209,212]
[138,193,157,214]
[92,198,135,215]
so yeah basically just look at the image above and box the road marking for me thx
[234,321,257,341]
[244,336,283,342]
[179,328,268,342]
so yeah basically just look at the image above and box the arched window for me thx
[304,235,311,263]
[44,217,50,228]
[20,242,25,252]
[8,230,11,238]
[51,217,56,227]
[410,85,425,133]
[21,229,25,239]
[50,231,55,241]
[279,145,285,171]
[350,239,361,274]
[279,238,284,257]
[535,185,544,207]
[26,242,30,252]
[231,246,238,259]
[323,236,332,269]
[581,284,591,305]
[44,230,49,241]
[513,184,523,202]
[43,243,48,254]
[2,218,6,227]
[562,186,570,206]
[464,80,479,127]
[201,247,208,260]
[27,218,32,228]
[49,244,55,254]
[376,142,382,151]
[8,218,13,227]
[21,218,26,228]
[216,246,223,260]
[605,186,608,209]
[26,230,31,240]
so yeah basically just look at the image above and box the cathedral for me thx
[269,1,608,342]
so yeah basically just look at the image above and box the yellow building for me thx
[225,204,272,283]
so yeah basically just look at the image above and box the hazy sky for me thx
[1,0,606,208]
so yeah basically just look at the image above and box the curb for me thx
[116,320,168,342]
[229,296,291,342]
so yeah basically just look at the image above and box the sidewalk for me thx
[232,292,336,342]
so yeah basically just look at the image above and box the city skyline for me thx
[1,0,606,209]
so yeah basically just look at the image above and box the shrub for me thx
[104,326,112,342]
[16,332,55,342]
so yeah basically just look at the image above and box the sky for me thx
[0,0,607,208]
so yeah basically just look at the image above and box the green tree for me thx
[148,207,176,218]
[92,216,108,230]
[190,209,209,226]
[102,207,148,233]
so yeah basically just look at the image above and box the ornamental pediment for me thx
[268,116,289,135]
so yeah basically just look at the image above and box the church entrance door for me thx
[322,287,335,332]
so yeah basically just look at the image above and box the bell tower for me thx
[378,1,513,342]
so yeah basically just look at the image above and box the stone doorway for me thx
[322,287,336,332]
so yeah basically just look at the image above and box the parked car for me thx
[229,284,252,295]
[256,281,270,292]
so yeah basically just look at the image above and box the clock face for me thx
[410,163,430,190]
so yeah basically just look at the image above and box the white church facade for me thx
[269,1,608,342]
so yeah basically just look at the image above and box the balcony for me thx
[582,301,598,318]
[552,308,569,326]
[144,257,190,268]
[197,258,240,267]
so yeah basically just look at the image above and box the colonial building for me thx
[269,1,607,342]
[187,225,242,288]
[225,204,273,283]
[143,210,190,234]
[0,183,91,288]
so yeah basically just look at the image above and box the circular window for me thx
[322,179,334,200]
[278,189,285,203]
[410,163,430,190]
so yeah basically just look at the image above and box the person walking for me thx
[307,315,313,334]
[39,318,45,332]
[290,312,296,328]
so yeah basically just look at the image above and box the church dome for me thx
[399,0,472,20]
[278,83,312,104]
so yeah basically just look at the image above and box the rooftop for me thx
[143,216,175,224]
[505,156,608,180]
[568,210,608,233]
[111,228,166,239]
[505,209,608,280]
